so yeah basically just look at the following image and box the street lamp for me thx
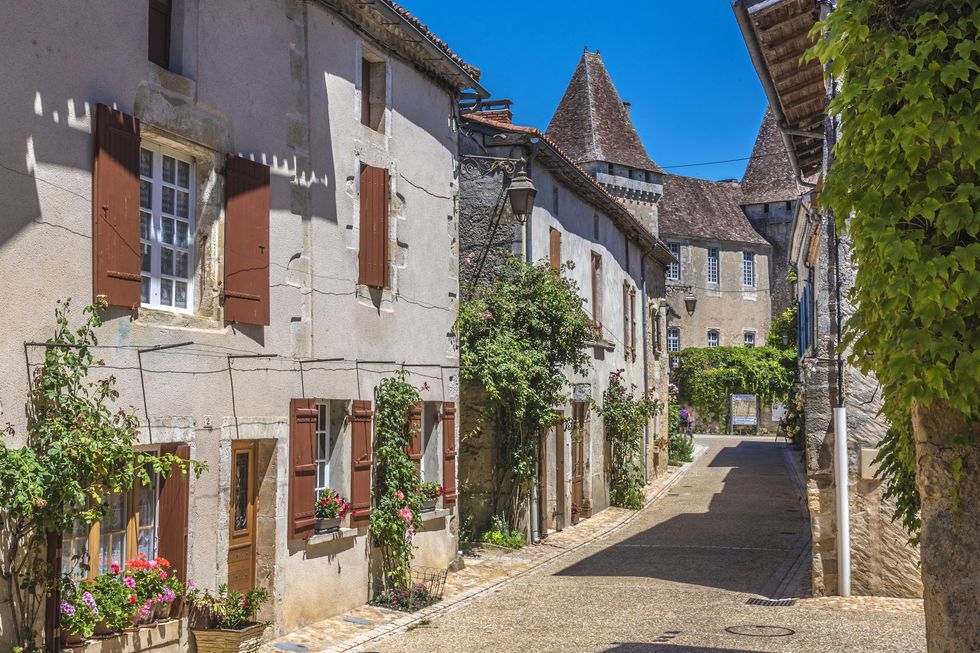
[684,292,697,316]
[506,168,537,222]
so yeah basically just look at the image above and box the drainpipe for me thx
[640,247,653,483]
[834,406,851,596]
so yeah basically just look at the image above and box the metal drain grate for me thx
[746,597,796,607]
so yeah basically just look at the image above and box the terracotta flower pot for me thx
[314,516,342,533]
[153,599,173,620]
[192,622,268,653]
[61,633,86,647]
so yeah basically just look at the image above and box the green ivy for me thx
[674,346,796,425]
[767,306,798,350]
[809,0,979,539]
[457,258,593,528]
[370,371,423,592]
[0,299,204,652]
[593,370,659,509]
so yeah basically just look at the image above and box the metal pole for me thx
[833,405,851,596]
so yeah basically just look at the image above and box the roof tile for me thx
[659,174,770,246]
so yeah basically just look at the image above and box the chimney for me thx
[477,108,513,124]
[623,101,631,115]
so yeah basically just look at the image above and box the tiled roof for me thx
[659,173,770,246]
[740,108,800,204]
[462,112,673,261]
[546,50,660,172]
[382,1,481,81]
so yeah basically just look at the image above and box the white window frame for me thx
[744,331,756,348]
[666,243,681,281]
[420,403,442,484]
[707,330,719,347]
[743,251,756,287]
[667,327,680,353]
[315,403,339,498]
[139,142,195,313]
[707,247,719,285]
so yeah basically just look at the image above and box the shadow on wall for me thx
[555,441,806,594]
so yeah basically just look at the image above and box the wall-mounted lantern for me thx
[507,169,537,223]
[684,292,697,317]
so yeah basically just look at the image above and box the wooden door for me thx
[571,402,586,522]
[538,435,548,536]
[554,413,566,532]
[228,441,257,592]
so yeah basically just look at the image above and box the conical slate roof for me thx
[546,50,661,172]
[740,108,800,204]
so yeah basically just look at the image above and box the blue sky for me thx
[409,1,769,181]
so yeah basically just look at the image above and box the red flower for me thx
[129,595,137,605]
[110,563,120,575]
[160,570,168,580]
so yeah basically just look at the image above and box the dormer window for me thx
[360,52,386,133]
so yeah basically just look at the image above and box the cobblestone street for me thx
[357,436,925,653]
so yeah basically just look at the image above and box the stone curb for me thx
[333,450,707,652]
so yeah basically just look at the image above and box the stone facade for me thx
[0,1,484,649]
[457,111,673,539]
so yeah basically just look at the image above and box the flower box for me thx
[314,516,342,533]
[421,497,438,512]
[191,622,267,653]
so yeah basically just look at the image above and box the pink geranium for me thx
[398,506,413,524]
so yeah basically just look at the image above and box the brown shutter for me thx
[441,402,457,508]
[623,282,631,357]
[630,288,637,362]
[148,0,172,68]
[288,399,317,540]
[224,155,271,326]
[591,252,602,329]
[549,228,561,271]
[350,400,374,527]
[358,165,390,288]
[405,402,422,471]
[44,532,63,652]
[158,443,190,614]
[93,103,141,308]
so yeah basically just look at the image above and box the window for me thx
[360,54,386,132]
[667,327,680,353]
[148,0,172,68]
[743,251,756,286]
[591,252,603,328]
[593,213,599,240]
[315,403,342,497]
[62,470,160,580]
[421,404,441,483]
[625,236,630,273]
[652,308,662,354]
[139,144,194,311]
[785,200,792,210]
[666,243,681,281]
[763,203,770,214]
[359,164,390,287]
[707,330,719,347]
[707,247,719,285]
[744,331,756,348]
[607,163,614,175]
[623,282,631,357]
[629,287,637,362]
[552,187,559,216]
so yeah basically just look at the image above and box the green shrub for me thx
[669,433,694,464]
[480,515,525,549]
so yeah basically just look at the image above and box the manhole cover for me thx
[725,625,795,637]
[746,597,796,607]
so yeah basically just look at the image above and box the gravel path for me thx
[366,436,925,653]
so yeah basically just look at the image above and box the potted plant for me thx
[59,580,101,645]
[151,557,181,619]
[314,489,350,533]
[92,568,138,635]
[419,482,445,512]
[123,554,165,626]
[187,583,270,653]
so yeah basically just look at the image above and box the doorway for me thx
[571,401,587,523]
[555,412,566,531]
[228,440,257,592]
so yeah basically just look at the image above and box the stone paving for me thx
[262,450,702,653]
[267,437,926,653]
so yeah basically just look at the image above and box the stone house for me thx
[734,0,922,597]
[457,105,674,540]
[0,1,487,650]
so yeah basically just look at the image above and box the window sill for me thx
[135,307,226,331]
[420,508,451,522]
[307,527,358,546]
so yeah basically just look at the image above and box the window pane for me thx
[177,160,190,188]
[160,278,173,306]
[141,244,152,273]
[175,281,187,309]
[140,212,151,240]
[162,217,174,245]
[137,528,154,560]
[140,148,153,178]
[162,156,175,184]
[234,453,248,531]
[161,247,174,276]
[140,180,152,210]
[175,251,188,278]
[175,220,189,248]
[161,186,175,214]
[141,276,150,304]
[176,190,189,218]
